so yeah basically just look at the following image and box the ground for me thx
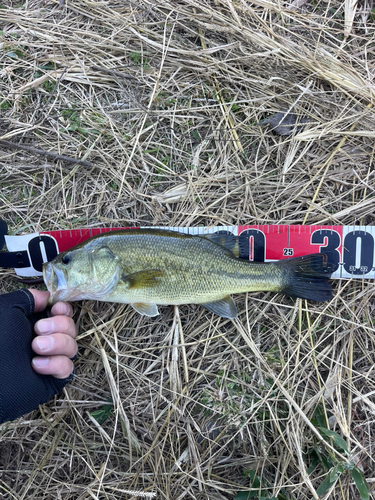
[0,1,375,499]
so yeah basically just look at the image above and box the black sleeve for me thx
[0,290,73,424]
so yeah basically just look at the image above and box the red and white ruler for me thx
[2,224,375,279]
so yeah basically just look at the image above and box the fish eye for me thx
[62,253,71,265]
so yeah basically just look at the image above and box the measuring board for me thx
[2,224,375,279]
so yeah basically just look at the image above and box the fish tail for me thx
[277,253,334,302]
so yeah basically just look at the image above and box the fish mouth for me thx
[43,262,68,303]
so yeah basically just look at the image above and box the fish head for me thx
[43,244,121,304]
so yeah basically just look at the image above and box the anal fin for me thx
[202,295,237,319]
[131,302,159,317]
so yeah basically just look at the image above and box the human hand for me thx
[29,290,78,379]
[0,289,77,424]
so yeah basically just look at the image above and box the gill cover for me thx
[82,246,121,299]
[87,245,122,297]
[44,244,122,303]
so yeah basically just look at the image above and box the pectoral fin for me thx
[122,269,165,289]
[202,296,237,319]
[131,302,159,316]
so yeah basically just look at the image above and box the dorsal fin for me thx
[203,233,240,258]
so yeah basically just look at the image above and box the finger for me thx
[28,289,50,312]
[50,301,74,318]
[32,333,78,359]
[35,315,77,338]
[32,355,74,379]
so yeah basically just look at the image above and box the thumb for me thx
[28,289,50,312]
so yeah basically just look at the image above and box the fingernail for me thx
[60,303,71,316]
[36,336,54,351]
[53,302,71,316]
[32,357,50,368]
[36,318,54,334]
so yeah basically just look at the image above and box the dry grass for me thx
[1,0,375,499]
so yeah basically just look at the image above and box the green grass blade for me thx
[316,465,343,497]
[350,467,369,500]
[318,427,349,455]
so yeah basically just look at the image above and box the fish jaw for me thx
[43,261,68,303]
[43,255,123,304]
[43,261,92,304]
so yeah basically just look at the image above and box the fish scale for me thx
[101,233,279,302]
[43,228,333,319]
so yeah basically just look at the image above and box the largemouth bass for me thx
[43,229,333,318]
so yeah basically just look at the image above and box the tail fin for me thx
[277,254,333,302]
